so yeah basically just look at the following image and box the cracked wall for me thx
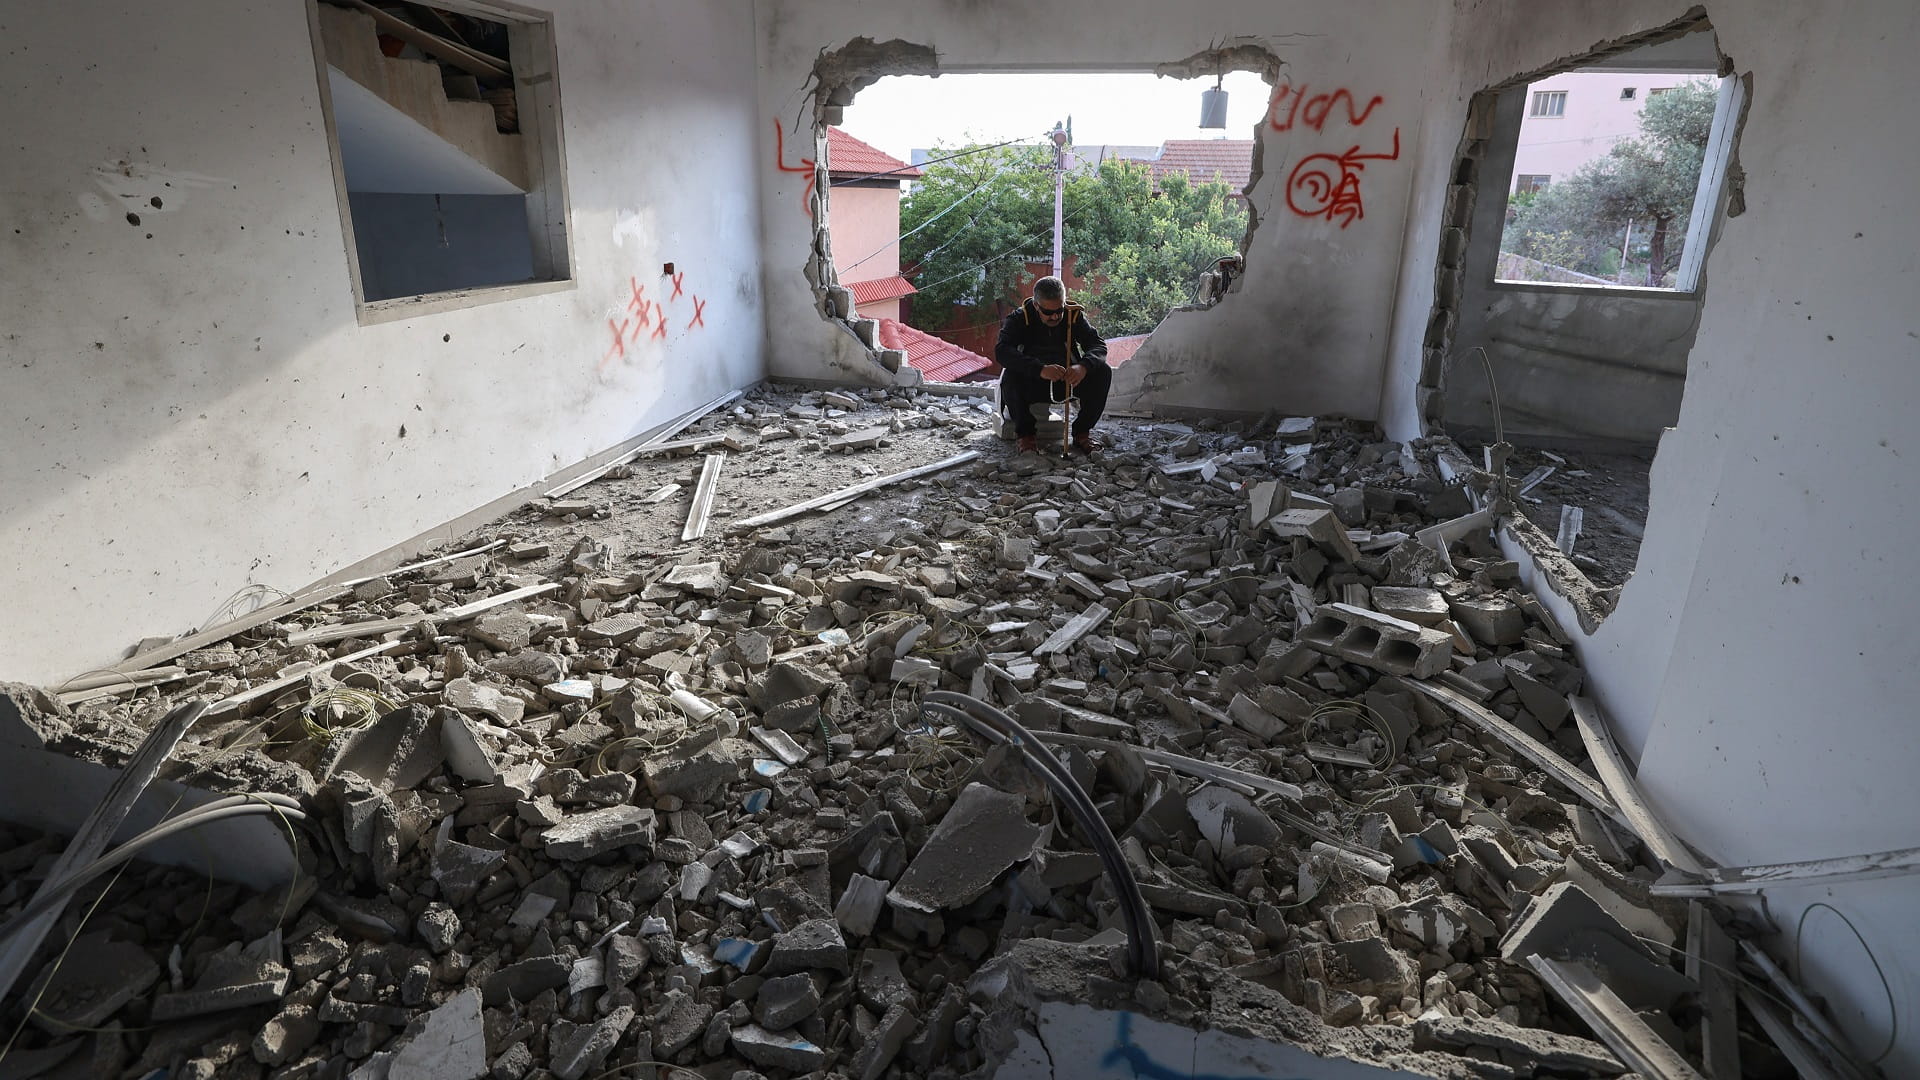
[1378,1,1920,1072]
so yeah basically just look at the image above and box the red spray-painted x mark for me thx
[601,317,630,367]
[671,272,686,300]
[687,296,706,329]
[651,319,668,341]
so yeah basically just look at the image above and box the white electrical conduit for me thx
[0,794,306,947]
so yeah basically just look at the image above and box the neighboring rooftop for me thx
[848,276,918,306]
[826,127,921,181]
[877,318,996,383]
[1146,139,1254,193]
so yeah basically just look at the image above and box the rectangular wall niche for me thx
[309,0,572,308]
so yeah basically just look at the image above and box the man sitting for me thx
[994,276,1112,455]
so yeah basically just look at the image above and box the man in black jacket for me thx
[995,276,1112,455]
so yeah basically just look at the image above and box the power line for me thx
[910,200,1094,295]
[827,131,1053,187]
[840,163,1010,275]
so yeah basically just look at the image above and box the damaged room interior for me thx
[1,1,1915,1079]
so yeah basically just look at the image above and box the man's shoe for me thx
[1017,435,1039,454]
[1071,432,1101,455]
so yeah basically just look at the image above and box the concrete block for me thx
[1449,596,1526,647]
[1299,603,1453,679]
[1501,882,1694,1011]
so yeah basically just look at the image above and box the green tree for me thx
[1506,79,1719,286]
[894,146,1245,333]
[1093,171,1246,334]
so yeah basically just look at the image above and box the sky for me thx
[835,71,1273,163]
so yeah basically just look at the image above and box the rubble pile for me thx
[2,388,1754,1079]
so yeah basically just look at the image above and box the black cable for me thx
[921,690,1160,980]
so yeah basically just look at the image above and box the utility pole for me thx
[1048,120,1070,279]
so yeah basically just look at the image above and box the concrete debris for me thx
[8,387,1731,1080]
[888,782,1041,914]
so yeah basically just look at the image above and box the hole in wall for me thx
[1418,14,1750,621]
[797,39,1280,387]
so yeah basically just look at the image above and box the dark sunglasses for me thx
[1035,303,1065,317]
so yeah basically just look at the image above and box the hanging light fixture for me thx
[1199,71,1228,129]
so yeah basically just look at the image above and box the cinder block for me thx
[1298,603,1452,679]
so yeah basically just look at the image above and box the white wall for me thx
[1383,2,1920,1071]
[0,0,766,683]
[753,0,1446,415]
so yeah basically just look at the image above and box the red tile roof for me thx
[848,275,918,305]
[1103,334,1149,367]
[827,128,921,181]
[877,318,996,383]
[1150,140,1254,192]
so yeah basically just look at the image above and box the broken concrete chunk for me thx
[482,955,571,1006]
[388,988,486,1080]
[763,918,849,977]
[889,783,1040,914]
[442,678,524,725]
[754,972,822,1030]
[1368,585,1450,627]
[662,561,728,596]
[548,1005,634,1080]
[1413,1014,1625,1075]
[642,740,741,802]
[26,933,159,1033]
[543,805,656,860]
[834,873,890,938]
[731,1024,828,1073]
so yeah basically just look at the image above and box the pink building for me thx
[1510,72,1714,193]
[824,127,919,322]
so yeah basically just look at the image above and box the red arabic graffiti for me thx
[1265,82,1399,229]
[772,119,817,219]
[1268,83,1384,133]
[1286,128,1401,229]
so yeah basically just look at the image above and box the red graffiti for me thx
[1268,83,1384,133]
[671,271,686,300]
[601,317,631,367]
[1286,128,1401,228]
[772,118,818,218]
[651,318,668,341]
[687,296,706,329]
[626,277,652,337]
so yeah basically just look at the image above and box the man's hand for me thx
[1039,364,1069,382]
[1065,363,1087,388]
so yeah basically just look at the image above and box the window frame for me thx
[1620,86,1638,100]
[1514,174,1551,195]
[305,0,576,322]
[1530,90,1568,117]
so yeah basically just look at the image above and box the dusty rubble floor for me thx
[1,382,1773,1080]
[1495,446,1651,592]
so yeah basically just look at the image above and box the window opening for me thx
[311,0,571,308]
[1498,68,1735,290]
